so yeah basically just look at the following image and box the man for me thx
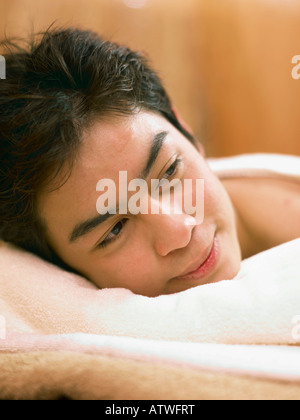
[1,27,299,296]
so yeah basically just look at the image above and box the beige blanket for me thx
[1,346,300,400]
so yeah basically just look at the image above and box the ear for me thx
[172,106,206,157]
[195,140,206,157]
[172,106,193,136]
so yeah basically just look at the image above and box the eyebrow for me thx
[69,130,168,243]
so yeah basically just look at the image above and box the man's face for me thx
[38,111,242,297]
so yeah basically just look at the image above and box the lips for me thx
[173,235,219,281]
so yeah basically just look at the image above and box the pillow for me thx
[0,239,299,345]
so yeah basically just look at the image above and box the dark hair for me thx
[0,26,195,267]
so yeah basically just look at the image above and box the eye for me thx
[97,219,128,249]
[161,157,182,181]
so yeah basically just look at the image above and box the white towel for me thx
[0,238,299,345]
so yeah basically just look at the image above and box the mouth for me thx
[172,234,220,283]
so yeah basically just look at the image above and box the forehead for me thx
[80,112,152,177]
[74,111,174,186]
[38,111,174,246]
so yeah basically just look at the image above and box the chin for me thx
[218,251,242,282]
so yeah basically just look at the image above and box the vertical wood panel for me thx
[195,0,300,156]
[1,0,300,157]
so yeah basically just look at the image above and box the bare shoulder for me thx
[222,176,300,251]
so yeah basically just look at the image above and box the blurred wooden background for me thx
[1,0,300,157]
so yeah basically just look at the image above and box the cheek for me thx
[190,162,235,228]
[208,180,236,230]
[87,240,157,290]
[205,177,228,212]
[185,160,224,216]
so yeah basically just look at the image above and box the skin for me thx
[38,111,300,297]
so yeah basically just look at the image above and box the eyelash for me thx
[97,156,183,250]
[97,219,127,249]
[160,156,182,180]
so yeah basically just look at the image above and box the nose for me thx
[143,198,196,257]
